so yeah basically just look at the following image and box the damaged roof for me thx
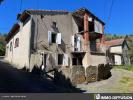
[6,8,105,42]
[104,38,125,47]
[96,38,125,49]
[72,8,105,25]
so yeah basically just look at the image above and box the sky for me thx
[0,0,133,35]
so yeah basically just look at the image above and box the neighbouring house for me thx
[5,8,108,83]
[98,38,130,65]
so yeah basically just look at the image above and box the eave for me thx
[6,23,20,42]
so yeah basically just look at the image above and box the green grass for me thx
[119,77,133,93]
[115,65,133,72]
[119,77,133,83]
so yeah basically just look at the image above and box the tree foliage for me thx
[0,34,6,56]
[126,35,133,64]
[105,34,124,41]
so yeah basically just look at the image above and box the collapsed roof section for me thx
[72,8,105,25]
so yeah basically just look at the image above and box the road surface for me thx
[77,68,133,93]
[0,60,82,93]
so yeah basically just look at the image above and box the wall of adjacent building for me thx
[5,19,31,69]
[110,46,122,54]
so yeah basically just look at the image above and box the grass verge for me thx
[114,65,133,72]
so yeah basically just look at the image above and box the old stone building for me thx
[5,8,108,83]
[97,38,130,65]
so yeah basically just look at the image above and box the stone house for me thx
[5,8,108,83]
[97,38,130,65]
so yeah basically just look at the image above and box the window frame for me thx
[10,42,12,51]
[58,54,63,65]
[14,38,19,48]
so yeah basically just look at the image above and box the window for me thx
[15,38,19,48]
[72,58,77,65]
[72,35,81,51]
[43,54,47,67]
[52,22,57,28]
[10,42,12,51]
[48,31,61,44]
[72,57,82,65]
[41,15,44,19]
[58,54,63,65]
[6,46,9,56]
[52,33,57,43]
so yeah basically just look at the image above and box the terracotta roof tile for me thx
[104,38,124,46]
[96,38,124,49]
[27,9,69,13]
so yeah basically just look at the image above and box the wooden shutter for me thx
[54,53,58,66]
[56,33,61,44]
[48,31,52,44]
[63,54,68,66]
[71,35,74,51]
[77,36,81,51]
[94,20,102,33]
[88,17,92,22]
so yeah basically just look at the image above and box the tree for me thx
[126,35,133,64]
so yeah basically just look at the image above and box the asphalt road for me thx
[0,61,56,93]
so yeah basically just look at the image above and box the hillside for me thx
[126,35,133,64]
[105,34,125,41]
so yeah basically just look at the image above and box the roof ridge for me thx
[26,9,69,13]
[105,38,124,41]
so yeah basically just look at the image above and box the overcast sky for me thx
[0,0,133,35]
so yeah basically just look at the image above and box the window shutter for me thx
[77,36,81,51]
[71,35,74,51]
[48,31,52,44]
[56,33,61,44]
[54,53,58,66]
[63,54,68,66]
[88,17,92,22]
[94,20,102,33]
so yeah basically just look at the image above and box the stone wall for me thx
[59,64,111,84]
[71,66,86,84]
[86,65,98,83]
[97,64,111,81]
